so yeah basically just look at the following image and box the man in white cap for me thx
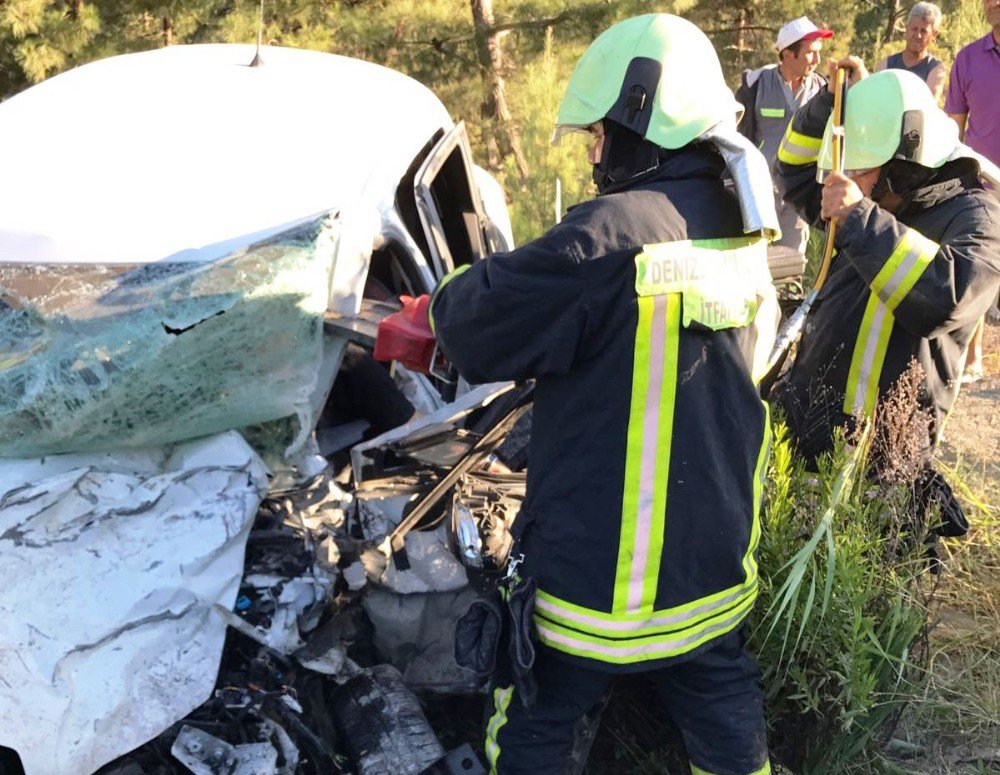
[737,17,834,274]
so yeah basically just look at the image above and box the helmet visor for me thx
[551,124,593,147]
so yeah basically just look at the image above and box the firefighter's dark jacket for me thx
[774,89,1000,461]
[429,148,777,671]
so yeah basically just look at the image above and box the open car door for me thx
[413,122,495,277]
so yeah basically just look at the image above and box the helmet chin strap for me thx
[593,119,667,194]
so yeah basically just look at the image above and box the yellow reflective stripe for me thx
[745,403,771,581]
[844,228,937,416]
[614,293,681,614]
[692,762,771,775]
[844,293,894,416]
[540,572,757,625]
[427,263,472,335]
[535,403,767,664]
[642,294,680,610]
[609,239,768,623]
[870,228,938,311]
[759,107,785,118]
[544,401,766,640]
[535,593,756,664]
[484,685,513,774]
[750,288,780,385]
[614,295,654,613]
[777,124,822,165]
[536,582,757,639]
[537,597,757,659]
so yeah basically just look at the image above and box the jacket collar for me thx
[599,145,726,195]
[895,158,982,218]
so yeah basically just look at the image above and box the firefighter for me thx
[430,14,778,775]
[773,60,1000,464]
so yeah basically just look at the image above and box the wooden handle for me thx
[814,66,850,292]
[830,66,847,175]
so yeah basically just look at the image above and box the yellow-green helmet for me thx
[552,14,742,150]
[818,70,960,173]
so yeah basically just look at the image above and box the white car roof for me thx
[0,44,453,264]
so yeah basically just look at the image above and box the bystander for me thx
[945,0,1000,381]
[875,2,946,100]
[736,17,832,275]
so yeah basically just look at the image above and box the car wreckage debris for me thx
[82,402,521,775]
[171,726,279,775]
[0,374,527,775]
[331,664,445,774]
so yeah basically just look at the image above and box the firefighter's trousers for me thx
[484,628,769,775]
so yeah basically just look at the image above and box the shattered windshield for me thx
[0,215,338,458]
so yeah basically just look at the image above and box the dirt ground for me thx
[939,321,1000,474]
[888,320,1000,773]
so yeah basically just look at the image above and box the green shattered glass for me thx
[0,215,338,457]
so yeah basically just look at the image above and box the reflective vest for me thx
[740,65,826,254]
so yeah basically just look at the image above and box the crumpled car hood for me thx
[0,431,269,775]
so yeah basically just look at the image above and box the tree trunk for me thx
[736,8,747,70]
[884,0,902,41]
[163,16,173,47]
[470,0,530,181]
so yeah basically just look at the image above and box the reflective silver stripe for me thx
[780,136,819,159]
[874,240,925,309]
[850,300,888,413]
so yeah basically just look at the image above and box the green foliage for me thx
[0,0,100,93]
[749,422,929,772]
[501,28,593,243]
[1,0,992,241]
[937,0,993,61]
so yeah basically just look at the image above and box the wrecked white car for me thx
[0,43,525,775]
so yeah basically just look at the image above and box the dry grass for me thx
[883,324,1000,774]
[883,468,1000,773]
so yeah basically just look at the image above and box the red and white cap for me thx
[775,16,833,51]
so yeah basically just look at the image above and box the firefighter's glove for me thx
[505,575,538,710]
[917,468,969,575]
[923,470,968,538]
[454,592,503,678]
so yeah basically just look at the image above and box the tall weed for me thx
[750,411,932,772]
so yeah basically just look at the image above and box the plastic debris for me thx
[378,526,469,595]
[171,726,278,775]
[331,664,445,775]
[364,587,482,694]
